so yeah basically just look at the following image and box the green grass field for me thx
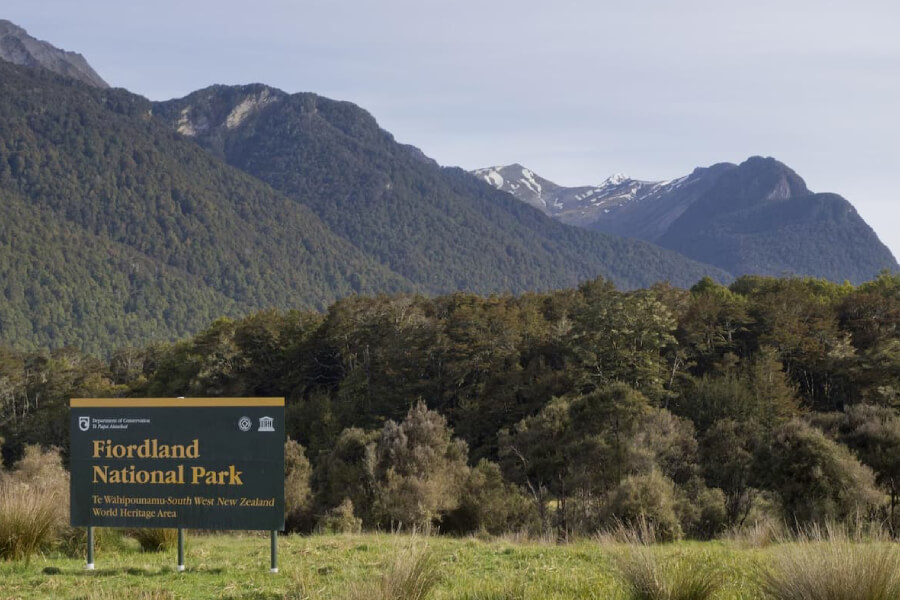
[6,531,900,600]
[0,532,781,600]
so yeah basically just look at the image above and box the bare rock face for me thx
[173,86,284,137]
[0,20,109,88]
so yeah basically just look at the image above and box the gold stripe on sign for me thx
[70,398,285,408]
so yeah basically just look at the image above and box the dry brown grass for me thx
[0,481,62,561]
[616,545,724,600]
[0,445,69,562]
[596,514,665,546]
[759,525,900,600]
[345,542,440,600]
[130,528,179,552]
[721,520,787,549]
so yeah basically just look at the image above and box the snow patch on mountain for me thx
[600,173,629,187]
[471,163,684,228]
[520,167,542,197]
[483,170,504,188]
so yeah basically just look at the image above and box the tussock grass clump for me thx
[759,540,900,600]
[130,528,178,552]
[725,518,891,550]
[0,445,69,562]
[723,516,890,550]
[347,543,440,600]
[597,515,663,546]
[0,482,62,561]
[617,546,723,600]
[791,518,891,544]
[722,520,786,549]
[58,526,129,558]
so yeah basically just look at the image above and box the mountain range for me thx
[0,20,895,353]
[473,162,898,283]
[0,23,727,353]
[150,84,727,292]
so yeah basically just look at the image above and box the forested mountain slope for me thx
[154,85,731,294]
[0,62,412,353]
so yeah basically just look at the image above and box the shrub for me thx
[313,427,378,527]
[630,408,700,485]
[761,419,883,526]
[130,528,178,552]
[675,479,728,540]
[316,498,363,534]
[374,401,469,529]
[284,438,313,531]
[604,471,683,542]
[617,546,723,600]
[442,460,538,536]
[6,445,70,491]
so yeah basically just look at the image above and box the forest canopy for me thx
[2,272,900,539]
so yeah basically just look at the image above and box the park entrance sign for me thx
[70,397,285,571]
[70,398,285,531]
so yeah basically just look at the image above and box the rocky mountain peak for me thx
[600,172,630,187]
[0,19,108,88]
[739,156,810,198]
[471,164,561,212]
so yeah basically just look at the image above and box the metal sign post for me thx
[177,528,185,572]
[85,526,95,570]
[270,530,278,573]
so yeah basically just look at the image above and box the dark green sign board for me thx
[70,398,285,531]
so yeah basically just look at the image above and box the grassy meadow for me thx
[4,447,900,599]
[5,530,899,600]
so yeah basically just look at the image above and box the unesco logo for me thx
[238,416,252,432]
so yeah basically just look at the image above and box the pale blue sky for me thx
[6,0,900,262]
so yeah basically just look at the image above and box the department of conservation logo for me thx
[238,416,252,432]
[78,416,91,432]
[258,416,275,432]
